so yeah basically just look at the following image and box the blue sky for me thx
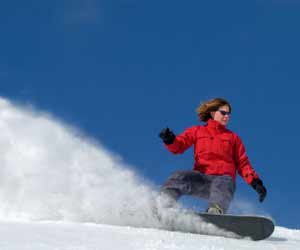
[1,0,300,228]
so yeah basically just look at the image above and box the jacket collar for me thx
[207,119,227,132]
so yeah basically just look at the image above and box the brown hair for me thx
[196,98,232,122]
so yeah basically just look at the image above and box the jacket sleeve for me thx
[165,126,197,154]
[234,135,259,184]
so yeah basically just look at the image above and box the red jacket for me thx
[165,119,259,184]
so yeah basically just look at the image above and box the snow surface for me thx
[0,97,299,249]
[0,220,299,250]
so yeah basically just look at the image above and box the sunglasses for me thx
[217,110,231,116]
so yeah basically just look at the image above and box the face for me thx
[211,105,230,126]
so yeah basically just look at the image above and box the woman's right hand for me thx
[159,127,176,145]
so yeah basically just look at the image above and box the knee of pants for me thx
[167,170,192,181]
[161,171,195,195]
[162,171,190,187]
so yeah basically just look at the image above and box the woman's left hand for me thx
[251,178,267,202]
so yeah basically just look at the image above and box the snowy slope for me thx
[0,221,299,250]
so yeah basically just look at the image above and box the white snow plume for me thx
[0,97,158,227]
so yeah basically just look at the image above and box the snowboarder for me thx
[158,98,267,214]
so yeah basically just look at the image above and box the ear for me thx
[210,111,216,119]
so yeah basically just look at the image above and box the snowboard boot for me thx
[207,204,224,215]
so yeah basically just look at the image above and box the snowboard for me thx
[194,213,275,240]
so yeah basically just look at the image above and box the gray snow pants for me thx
[160,170,236,213]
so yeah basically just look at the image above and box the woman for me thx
[158,98,267,214]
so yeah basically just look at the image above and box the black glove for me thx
[159,127,176,145]
[251,178,267,202]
